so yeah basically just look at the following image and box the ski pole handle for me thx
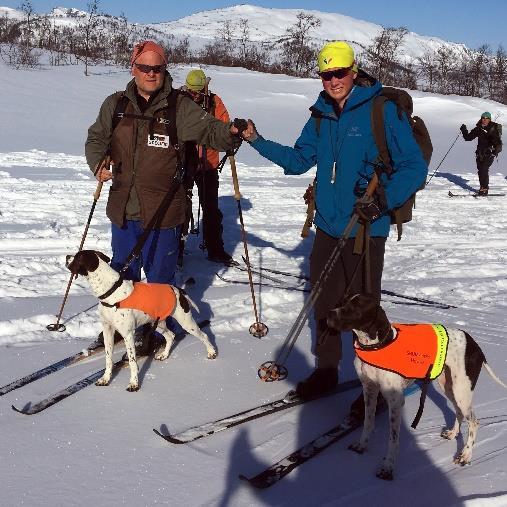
[301,198,315,238]
[229,154,241,200]
[93,181,103,201]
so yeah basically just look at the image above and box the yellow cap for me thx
[318,41,357,73]
[186,69,206,92]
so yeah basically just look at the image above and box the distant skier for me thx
[460,112,502,196]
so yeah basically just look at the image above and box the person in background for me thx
[460,112,502,196]
[181,69,237,266]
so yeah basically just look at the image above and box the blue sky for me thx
[2,0,506,50]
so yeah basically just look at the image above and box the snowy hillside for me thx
[1,3,468,63]
[1,59,507,506]
[149,4,467,62]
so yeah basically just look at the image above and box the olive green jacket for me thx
[85,72,236,228]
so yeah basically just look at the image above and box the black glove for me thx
[460,124,468,135]
[354,194,386,222]
[233,118,249,134]
[231,135,243,150]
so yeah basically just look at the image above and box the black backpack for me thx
[370,87,432,240]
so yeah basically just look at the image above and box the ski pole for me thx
[229,153,268,339]
[47,156,108,332]
[426,132,460,185]
[258,173,379,382]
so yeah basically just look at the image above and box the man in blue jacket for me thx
[241,41,428,410]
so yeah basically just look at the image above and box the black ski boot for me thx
[347,391,387,426]
[207,251,239,267]
[87,330,122,351]
[295,368,338,401]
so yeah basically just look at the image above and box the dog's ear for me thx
[366,303,391,340]
[67,250,100,276]
[96,251,111,264]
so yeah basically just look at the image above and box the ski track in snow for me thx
[1,152,506,349]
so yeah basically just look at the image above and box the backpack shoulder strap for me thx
[163,89,181,148]
[371,94,393,173]
[208,92,216,116]
[112,92,130,132]
[310,108,323,136]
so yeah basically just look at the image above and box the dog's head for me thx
[66,250,111,277]
[327,293,390,339]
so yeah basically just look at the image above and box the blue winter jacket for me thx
[249,74,428,238]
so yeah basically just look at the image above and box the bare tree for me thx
[280,12,321,77]
[77,0,101,76]
[237,18,250,61]
[363,26,408,84]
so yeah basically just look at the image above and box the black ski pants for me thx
[476,153,494,189]
[310,228,386,369]
[194,169,225,257]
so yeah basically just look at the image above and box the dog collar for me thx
[98,276,124,301]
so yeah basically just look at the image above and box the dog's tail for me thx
[483,362,507,390]
[186,294,199,313]
[178,288,199,313]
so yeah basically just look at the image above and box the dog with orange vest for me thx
[328,293,507,481]
[66,250,217,392]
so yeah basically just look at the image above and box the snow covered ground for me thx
[1,58,507,506]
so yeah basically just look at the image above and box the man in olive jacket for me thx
[86,41,240,291]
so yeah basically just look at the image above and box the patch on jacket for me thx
[147,134,170,148]
[354,323,449,380]
[117,282,176,319]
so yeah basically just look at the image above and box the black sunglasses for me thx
[319,67,352,81]
[134,63,166,74]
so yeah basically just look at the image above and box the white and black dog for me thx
[66,250,217,392]
[328,293,507,481]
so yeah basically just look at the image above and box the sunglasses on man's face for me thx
[319,67,352,81]
[134,63,166,74]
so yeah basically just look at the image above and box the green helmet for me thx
[186,69,206,92]
[481,112,492,119]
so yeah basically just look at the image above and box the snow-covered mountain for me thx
[1,4,468,64]
[149,5,467,62]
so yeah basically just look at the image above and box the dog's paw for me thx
[126,383,139,392]
[348,442,366,454]
[441,427,458,440]
[453,451,471,466]
[207,349,218,360]
[376,463,394,481]
[154,351,169,361]
[95,377,110,387]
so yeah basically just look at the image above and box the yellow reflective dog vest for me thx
[354,324,449,380]
[117,282,177,320]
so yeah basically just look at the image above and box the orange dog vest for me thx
[354,324,449,380]
[117,283,177,320]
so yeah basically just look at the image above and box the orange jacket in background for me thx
[198,93,230,170]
